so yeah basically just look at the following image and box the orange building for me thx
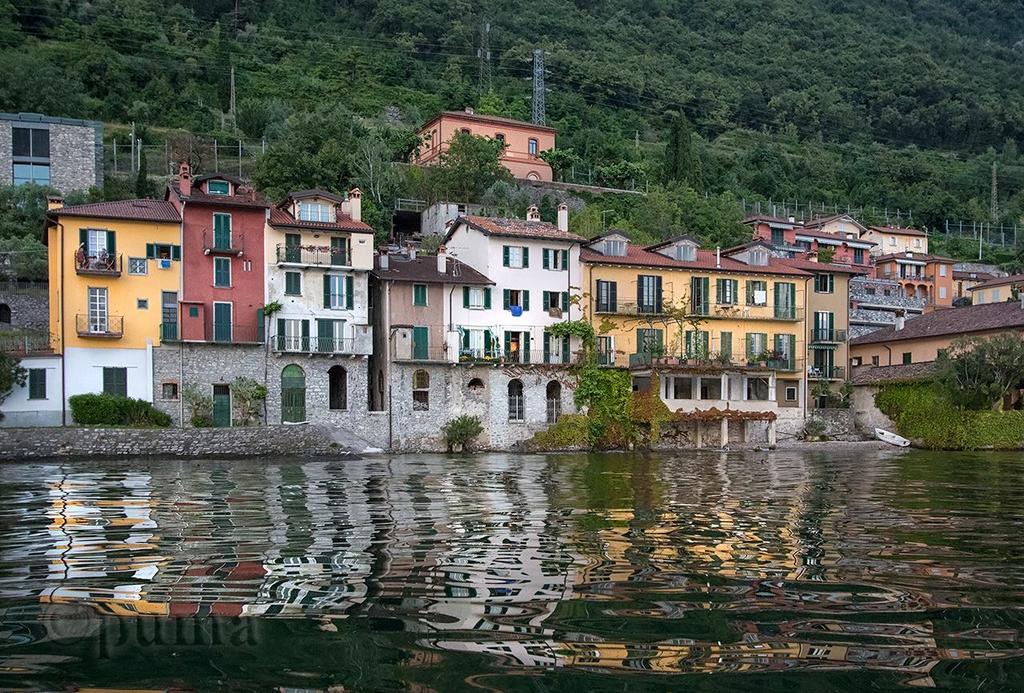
[413,108,555,182]
[873,251,955,307]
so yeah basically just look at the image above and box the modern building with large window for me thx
[1,112,103,192]
[44,196,182,423]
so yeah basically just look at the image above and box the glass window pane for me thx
[32,129,49,158]
[12,128,31,157]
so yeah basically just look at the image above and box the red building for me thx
[167,164,269,343]
[745,215,875,275]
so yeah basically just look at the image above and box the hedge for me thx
[875,382,1024,450]
[69,393,172,427]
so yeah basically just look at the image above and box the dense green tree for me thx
[937,334,1024,410]
[663,113,702,189]
[429,132,511,203]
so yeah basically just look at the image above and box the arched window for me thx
[281,364,306,423]
[0,304,9,323]
[546,380,562,424]
[467,377,484,391]
[413,369,429,411]
[508,379,524,421]
[328,365,347,410]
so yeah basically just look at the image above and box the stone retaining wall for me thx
[0,424,355,461]
[807,407,862,441]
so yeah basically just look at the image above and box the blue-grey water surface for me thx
[1,450,1023,691]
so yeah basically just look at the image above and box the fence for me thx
[106,136,267,180]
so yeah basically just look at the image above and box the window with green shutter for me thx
[719,331,732,361]
[413,284,428,306]
[814,273,834,294]
[27,368,45,399]
[102,367,127,397]
[284,271,301,295]
[213,213,231,249]
[213,257,230,287]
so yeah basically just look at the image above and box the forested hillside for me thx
[3,0,1024,245]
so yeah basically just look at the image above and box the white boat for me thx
[875,428,911,447]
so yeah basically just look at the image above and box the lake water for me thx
[1,450,1023,691]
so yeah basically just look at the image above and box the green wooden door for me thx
[213,303,232,342]
[212,384,231,427]
[281,365,306,423]
[412,326,429,360]
[284,233,301,263]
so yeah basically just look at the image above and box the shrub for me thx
[528,414,591,450]
[183,386,214,427]
[442,415,484,451]
[69,393,171,427]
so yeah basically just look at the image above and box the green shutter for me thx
[543,332,551,363]
[316,319,330,351]
[503,246,510,267]
[461,327,469,350]
[523,331,531,362]
[146,243,155,259]
[503,289,510,310]
[504,331,511,355]
[746,334,754,359]
[685,330,694,357]
[463,286,470,308]
[716,278,723,303]
[301,320,310,350]
[323,275,331,308]
[542,291,550,310]
[345,275,354,309]
[562,335,570,363]
[561,250,569,269]
[277,318,284,347]
[720,331,732,360]
[542,249,550,269]
[79,228,87,247]
[171,245,181,260]
[522,247,529,268]
[106,230,116,255]
[484,330,492,355]
[562,292,569,312]
[522,290,530,311]
[483,288,491,309]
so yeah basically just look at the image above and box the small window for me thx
[207,179,230,195]
[495,133,506,144]
[128,257,148,275]
[889,236,897,246]
[852,357,862,367]
[749,249,768,266]
[939,286,947,299]
[939,265,947,277]
[0,304,10,323]
[412,369,429,411]
[413,284,428,306]
[785,386,797,402]
[468,377,484,391]
[27,369,46,400]
[214,257,231,287]
[508,379,524,421]
[902,352,912,365]
[243,260,252,272]
[102,367,128,397]
[137,298,148,309]
[298,201,334,222]
[284,271,301,296]
[528,138,538,155]
[161,382,179,400]
[189,306,199,318]
[814,274,834,294]
[866,287,876,295]
[883,289,891,297]
[468,287,485,309]
[676,244,697,262]
[872,355,880,366]
[503,245,527,268]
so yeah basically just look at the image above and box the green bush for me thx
[875,382,1024,450]
[528,414,591,450]
[442,415,484,451]
[69,393,171,427]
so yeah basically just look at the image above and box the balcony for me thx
[809,365,846,380]
[276,244,349,268]
[629,351,799,372]
[75,253,122,277]
[393,346,579,365]
[597,300,801,321]
[811,328,848,344]
[160,321,262,344]
[160,321,179,342]
[202,231,245,257]
[76,314,123,339]
[272,334,362,354]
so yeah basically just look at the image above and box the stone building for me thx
[0,112,103,192]
[0,282,49,334]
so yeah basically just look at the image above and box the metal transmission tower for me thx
[532,48,545,126]
[477,22,491,92]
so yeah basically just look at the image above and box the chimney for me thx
[894,314,905,331]
[715,246,721,269]
[437,245,448,275]
[348,188,362,223]
[46,195,64,211]
[378,248,389,271]
[465,106,475,115]
[178,161,191,196]
[406,241,417,261]
[557,203,569,232]
[526,205,541,222]
[788,216,795,223]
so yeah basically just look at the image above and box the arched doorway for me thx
[508,379,524,421]
[328,365,347,410]
[281,364,306,423]
[546,380,561,424]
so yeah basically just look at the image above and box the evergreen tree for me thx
[663,113,702,189]
[135,148,150,198]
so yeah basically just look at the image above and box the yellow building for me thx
[967,273,1024,305]
[580,235,812,442]
[45,196,182,417]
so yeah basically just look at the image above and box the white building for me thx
[0,353,63,426]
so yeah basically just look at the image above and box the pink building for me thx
[746,215,876,276]
[167,164,269,343]
[413,108,555,182]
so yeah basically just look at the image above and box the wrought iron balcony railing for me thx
[75,253,122,276]
[76,314,123,339]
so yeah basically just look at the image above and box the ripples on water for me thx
[0,450,1023,690]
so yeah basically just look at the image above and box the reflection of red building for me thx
[167,164,269,343]
[746,216,875,275]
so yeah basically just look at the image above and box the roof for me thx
[965,273,1024,292]
[580,244,811,276]
[269,206,372,233]
[743,214,797,226]
[866,225,928,238]
[47,199,181,223]
[874,251,954,263]
[953,270,996,281]
[420,110,557,134]
[372,254,493,285]
[803,213,868,231]
[450,215,586,243]
[793,227,876,246]
[850,301,1024,346]
[168,181,269,209]
[287,189,345,203]
[0,111,102,129]
[194,172,245,185]
[776,257,870,275]
[645,234,700,251]
[851,362,938,386]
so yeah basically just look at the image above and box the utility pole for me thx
[990,160,998,223]
[229,65,237,121]
[532,48,545,126]
[477,21,491,93]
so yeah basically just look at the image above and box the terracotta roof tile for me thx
[48,199,181,223]
[169,182,269,208]
[422,110,557,133]
[866,225,928,237]
[372,254,492,285]
[966,273,1024,292]
[793,227,876,246]
[776,257,871,275]
[873,251,954,263]
[850,301,1024,346]
[581,245,811,276]
[269,206,372,233]
[453,215,586,243]
[851,361,938,385]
